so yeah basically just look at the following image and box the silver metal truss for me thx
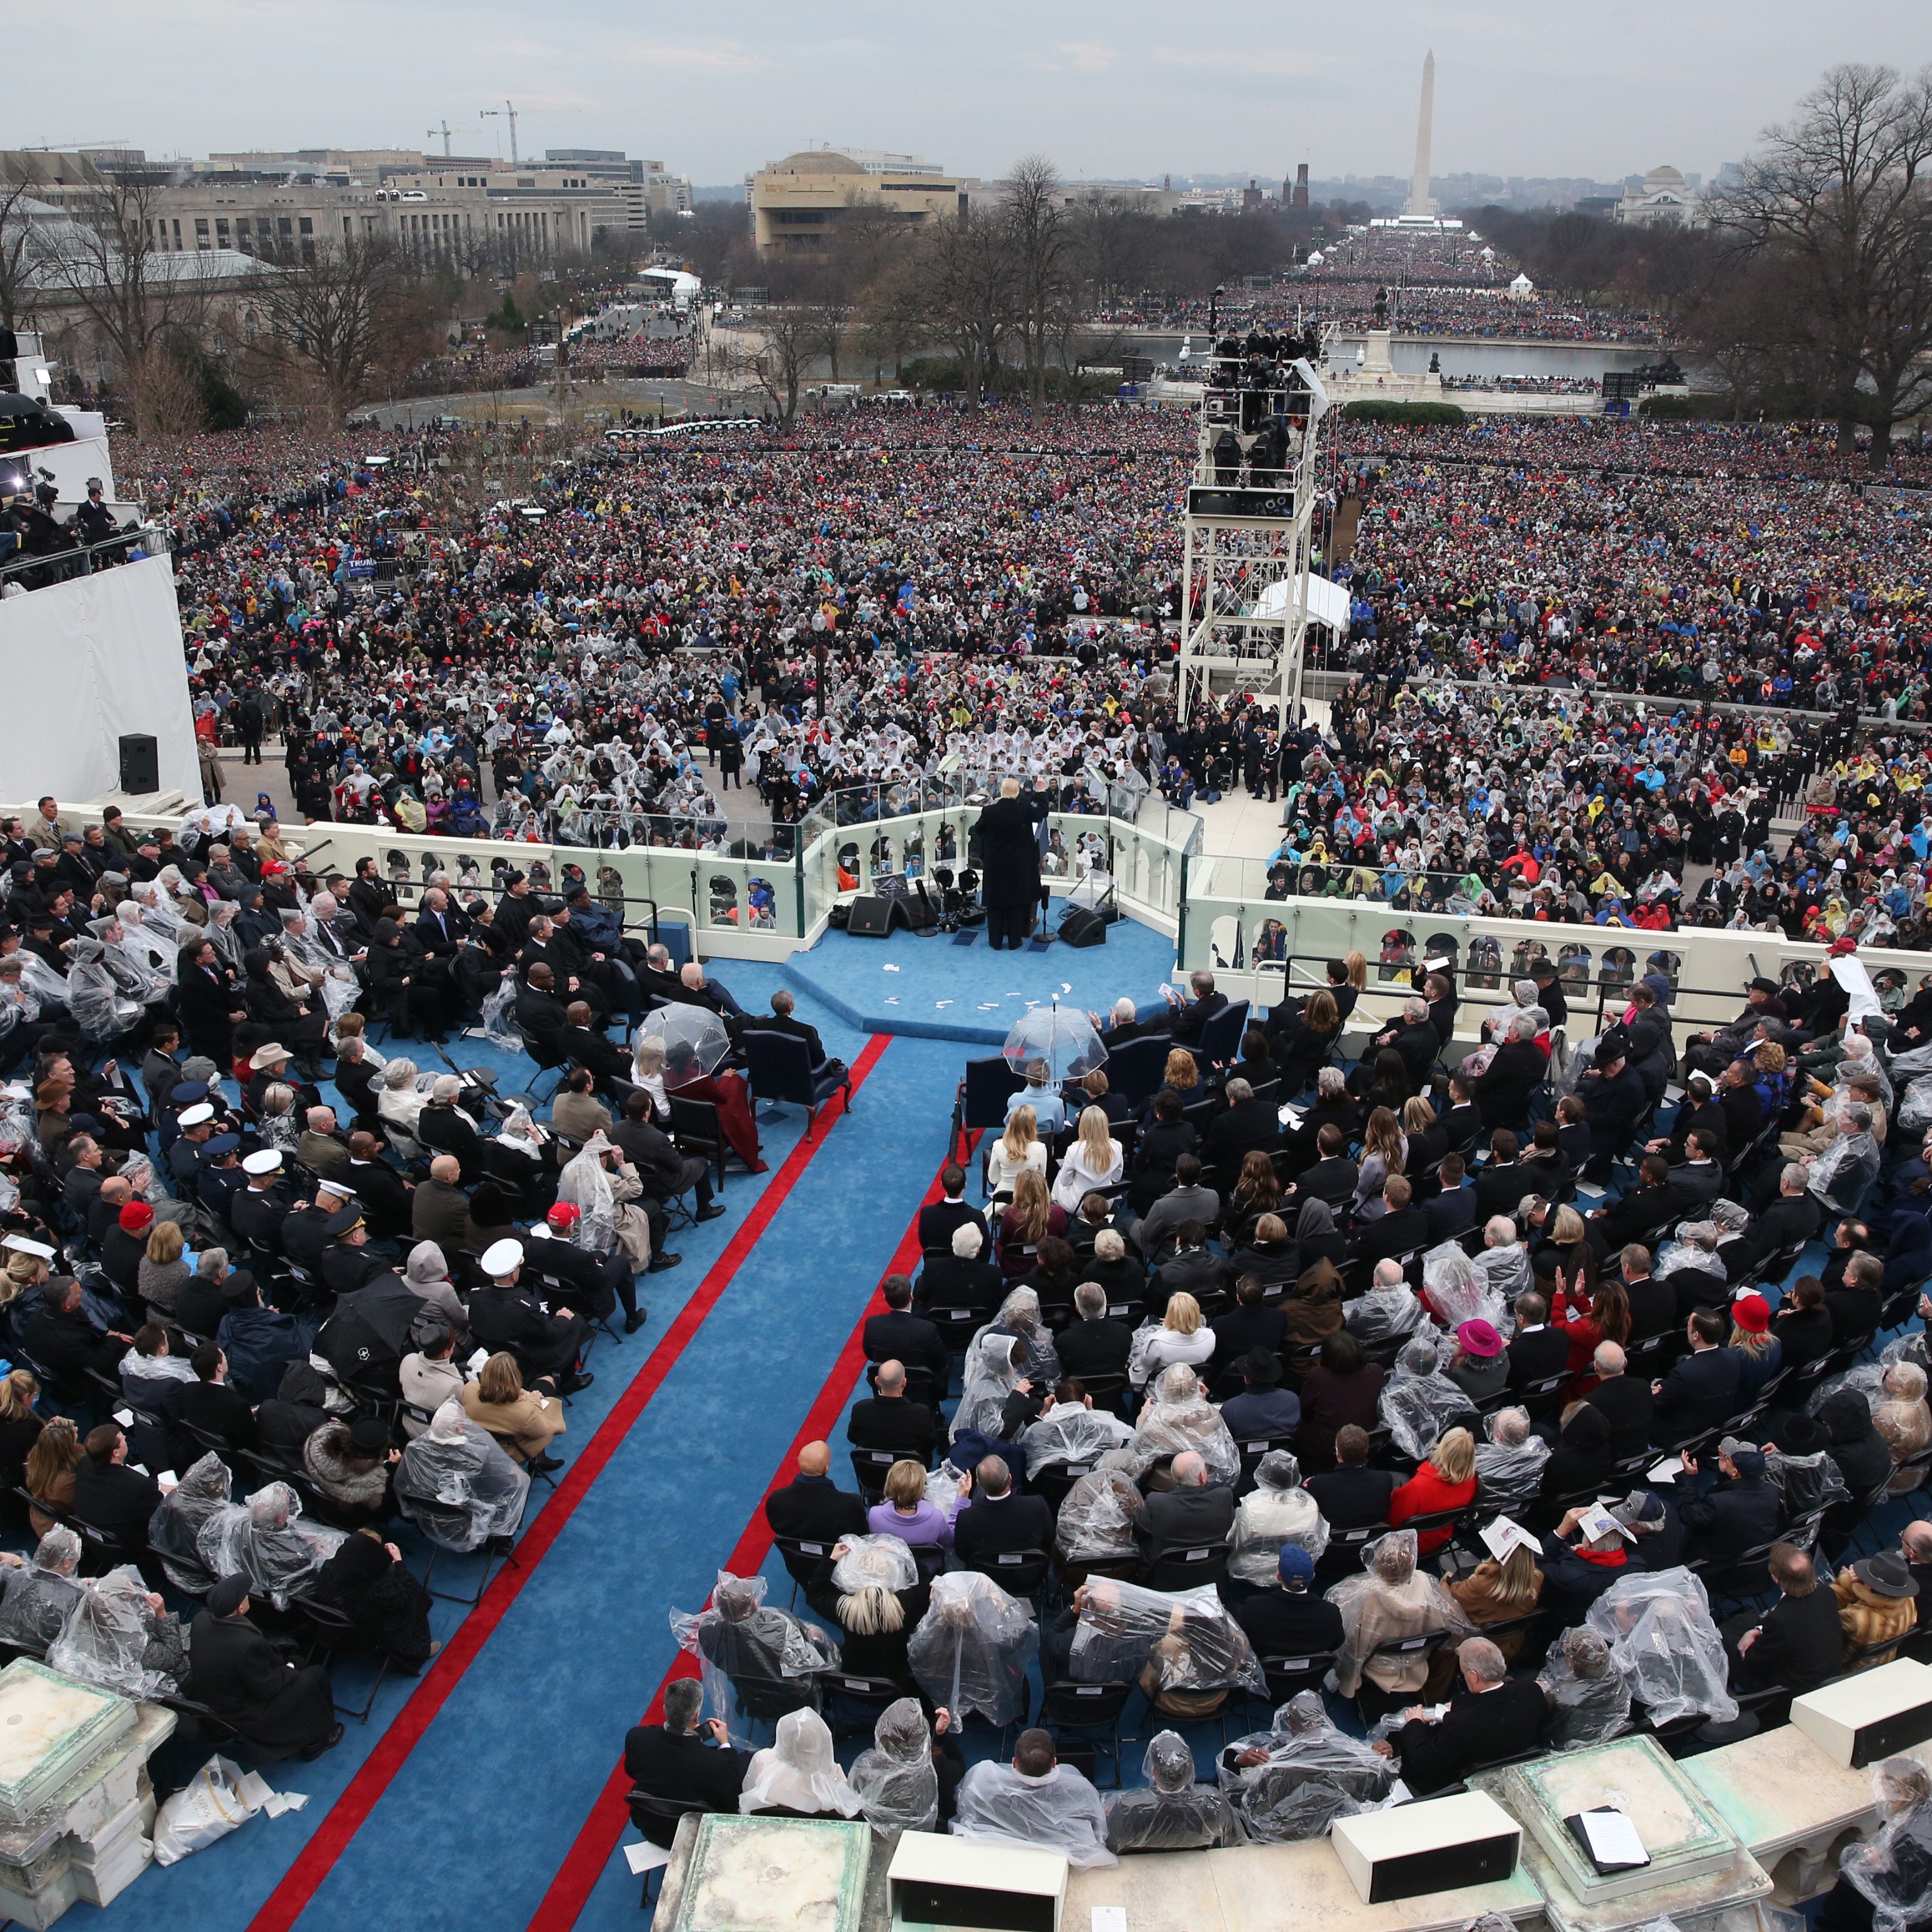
[1175,343,1330,731]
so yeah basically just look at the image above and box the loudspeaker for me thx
[1058,908,1108,949]
[846,896,899,938]
[904,882,939,932]
[118,733,159,794]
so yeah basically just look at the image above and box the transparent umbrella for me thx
[638,1004,732,1076]
[1002,997,1108,1084]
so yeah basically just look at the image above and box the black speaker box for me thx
[118,733,160,794]
[903,884,939,932]
[1059,908,1108,949]
[846,896,897,938]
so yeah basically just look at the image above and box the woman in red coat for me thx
[1387,1427,1478,1557]
[664,1040,766,1174]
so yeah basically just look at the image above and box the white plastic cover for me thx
[850,1697,940,1833]
[1379,1343,1476,1460]
[1840,1759,1932,1932]
[738,1707,863,1818]
[196,1482,344,1609]
[148,1452,233,1593]
[556,1138,619,1255]
[1346,1282,1424,1345]
[394,1413,528,1555]
[1055,1458,1145,1563]
[670,1570,839,1745]
[1226,1453,1330,1585]
[952,1758,1116,1868]
[1584,1565,1738,1727]
[1128,1364,1240,1486]
[46,1567,186,1699]
[906,1571,1038,1724]
[831,1535,918,1596]
[1474,1419,1552,1513]
[1538,1626,1633,1750]
[1018,1403,1133,1477]
[0,1529,82,1650]
[1327,1529,1475,1697]
[1068,1577,1265,1694]
[1219,1690,1397,1840]
[1423,1242,1511,1334]
[953,1332,1022,1441]
[1104,1731,1241,1851]
[65,939,140,1042]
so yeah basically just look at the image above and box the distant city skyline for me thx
[53,1,1928,192]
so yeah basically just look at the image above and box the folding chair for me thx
[625,1789,707,1903]
[668,1094,728,1191]
[293,1592,391,1724]
[1037,1679,1135,1789]
[1142,1543,1228,1593]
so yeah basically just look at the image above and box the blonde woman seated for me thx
[629,1036,672,1124]
[987,1107,1048,1202]
[377,1058,428,1137]
[1051,1106,1124,1213]
[1006,1060,1067,1135]
[1140,1047,1201,1123]
[1875,1360,1932,1494]
[1352,1108,1408,1218]
[1128,1291,1214,1391]
[257,1080,301,1153]
[460,1351,567,1474]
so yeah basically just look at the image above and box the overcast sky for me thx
[60,3,1926,188]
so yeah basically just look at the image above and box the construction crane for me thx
[426,121,453,157]
[479,101,519,167]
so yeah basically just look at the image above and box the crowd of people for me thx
[622,942,1932,1887]
[0,789,819,1763]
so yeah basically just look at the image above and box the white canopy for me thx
[1255,573,1352,633]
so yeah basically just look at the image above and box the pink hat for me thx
[1457,1318,1503,1359]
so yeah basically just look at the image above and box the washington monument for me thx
[1407,48,1436,216]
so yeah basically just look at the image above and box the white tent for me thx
[1508,273,1536,301]
[1255,573,1352,631]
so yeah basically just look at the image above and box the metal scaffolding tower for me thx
[1175,331,1330,730]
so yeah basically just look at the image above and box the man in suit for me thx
[345,1133,413,1241]
[1378,997,1445,1091]
[1230,1544,1346,1658]
[952,1455,1053,1563]
[331,1038,384,1131]
[1348,1176,1428,1269]
[1137,1450,1235,1570]
[1716,1060,1766,1153]
[1287,1126,1358,1209]
[70,1423,164,1553]
[1650,1309,1742,1446]
[1727,1163,1825,1284]
[1667,1130,1726,1208]
[1581,1341,1655,1458]
[415,1079,488,1185]
[1306,1426,1398,1531]
[758,990,836,1072]
[1902,1523,1932,1631]
[625,1678,751,1825]
[847,1360,944,1463]
[1651,1073,1728,1164]
[1587,1155,1681,1259]
[1472,1131,1535,1223]
[1133,1158,1221,1263]
[1153,1225,1228,1314]
[188,1575,340,1760]
[862,1276,950,1392]
[21,1276,129,1381]
[1165,970,1229,1049]
[1438,1075,1484,1153]
[1058,1283,1133,1385]
[1210,1275,1288,1383]
[914,1222,1005,1321]
[1373,1637,1546,1795]
[1825,1249,1885,1348]
[1221,1350,1301,1440]
[763,1441,869,1546]
[177,1340,262,1450]
[514,963,571,1059]
[1619,1247,1677,1341]
[974,778,1043,950]
[1729,1543,1845,1694]
[296,1106,354,1185]
[411,1155,473,1253]
[1424,1157,1477,1241]
[413,887,470,959]
[1680,1440,1781,1573]
[141,1024,187,1116]
[1505,1291,1570,1391]
[1201,1077,1279,1190]
[918,1167,988,1257]
[558,1004,635,1099]
[1576,1047,1648,1175]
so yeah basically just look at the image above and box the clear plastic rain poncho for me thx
[278,911,360,1021]
[1069,1579,1265,1696]
[1765,1443,1850,1532]
[1226,1452,1330,1586]
[953,1333,1023,1442]
[494,1102,548,1167]
[1379,1339,1477,1460]
[907,1571,1038,1725]
[1346,1277,1424,1345]
[1837,1757,1932,1932]
[1538,1626,1633,1751]
[147,1452,233,1594]
[1423,1242,1512,1336]
[1017,1402,1133,1479]
[555,1137,619,1255]
[1219,1690,1398,1841]
[850,1697,940,1833]
[1655,1224,1727,1284]
[738,1707,863,1819]
[14,947,69,1014]
[1470,1235,1533,1304]
[197,1480,345,1609]
[396,1404,530,1555]
[832,1535,919,1596]
[0,1527,83,1650]
[1328,1530,1475,1697]
[1474,1411,1553,1513]
[1584,1565,1738,1727]
[982,1287,1061,1388]
[1103,1731,1242,1852]
[1055,1454,1145,1563]
[1126,1364,1240,1487]
[672,1570,839,1746]
[477,977,523,1053]
[46,1567,189,1699]
[64,938,140,1043]
[952,1757,1116,1869]
[92,916,170,1004]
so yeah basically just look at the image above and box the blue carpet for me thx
[782,916,1177,1045]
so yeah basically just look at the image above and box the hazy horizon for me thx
[57,2,1926,190]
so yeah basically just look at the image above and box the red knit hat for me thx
[118,1201,154,1234]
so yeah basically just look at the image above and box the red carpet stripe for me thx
[523,1135,975,1931]
[246,1035,893,1932]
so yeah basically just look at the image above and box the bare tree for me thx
[1001,156,1073,414]
[1715,63,1932,467]
[926,209,1016,397]
[713,307,814,422]
[36,172,216,434]
[250,233,425,423]
[0,175,45,331]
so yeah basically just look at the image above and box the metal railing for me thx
[0,525,157,586]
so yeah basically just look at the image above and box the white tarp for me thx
[1255,573,1352,633]
[0,555,198,802]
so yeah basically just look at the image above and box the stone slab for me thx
[0,1663,134,1826]
[661,1814,872,1932]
